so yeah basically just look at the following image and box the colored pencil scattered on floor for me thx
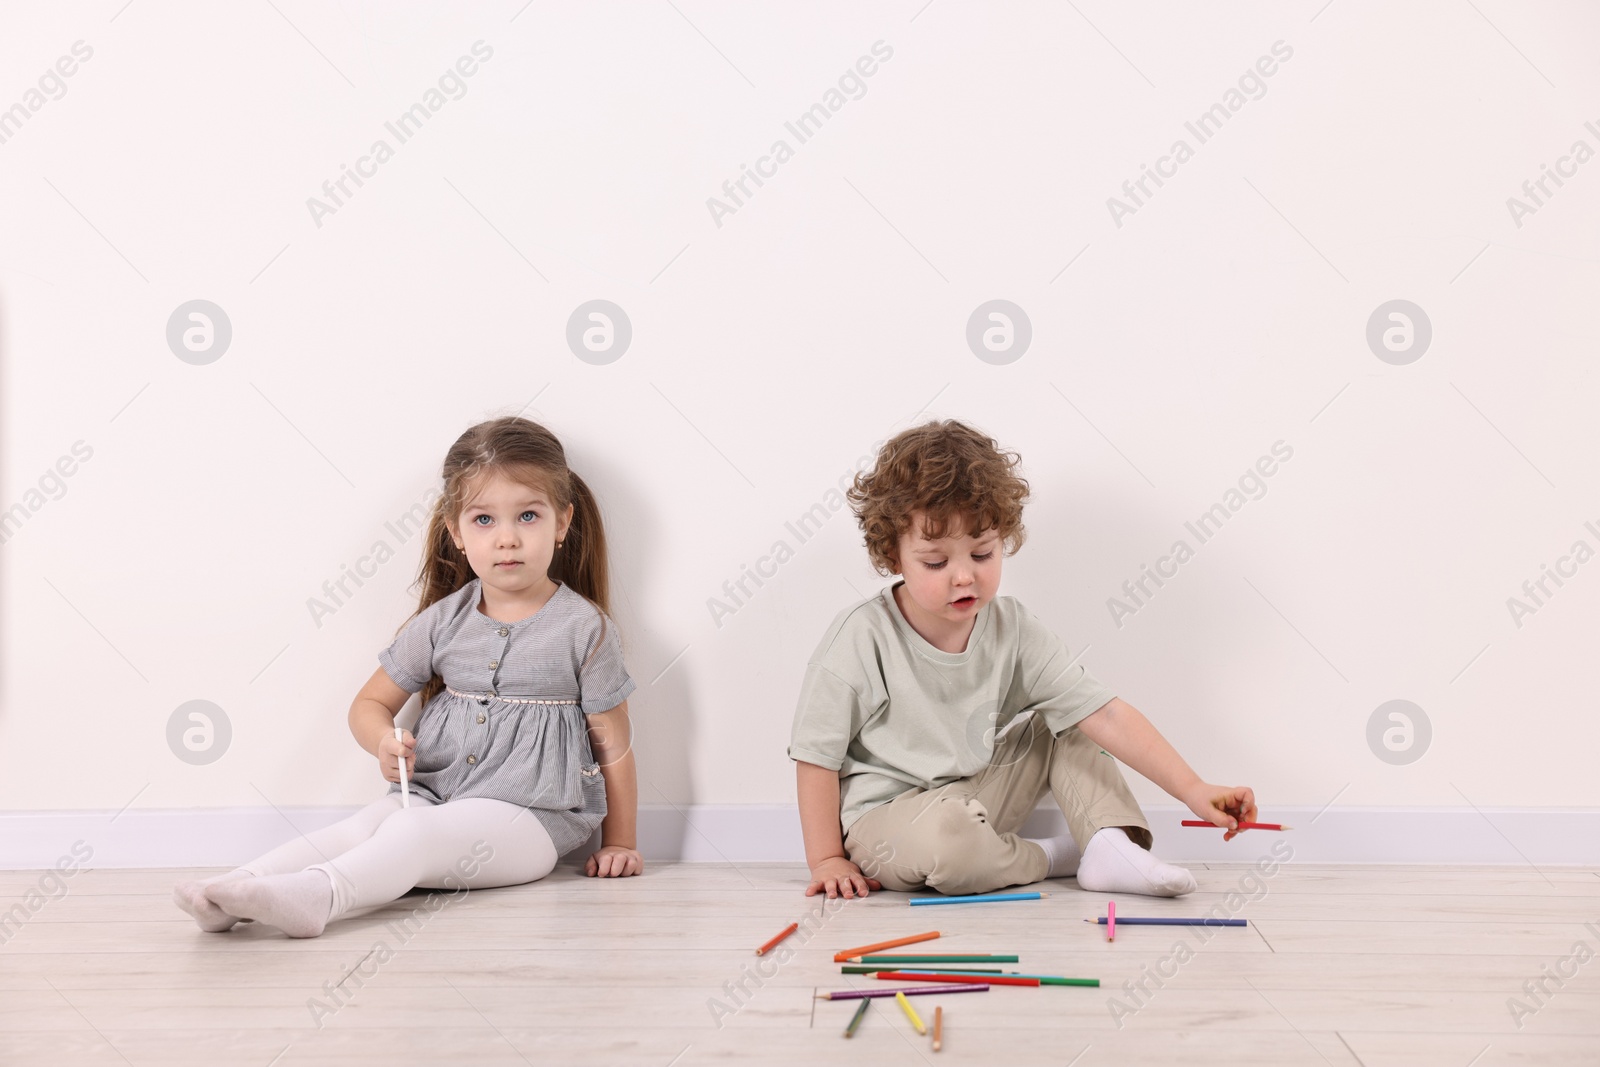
[1107,899,1116,942]
[1180,820,1292,831]
[833,930,942,963]
[851,954,1019,964]
[816,984,989,1001]
[1004,974,1101,987]
[933,1005,943,1051]
[843,998,869,1038]
[875,971,1041,987]
[842,965,1003,975]
[756,921,798,956]
[910,891,1046,906]
[888,967,1006,974]
[899,970,1099,987]
[895,990,926,1034]
[1086,917,1248,927]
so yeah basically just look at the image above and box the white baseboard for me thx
[2,804,1597,870]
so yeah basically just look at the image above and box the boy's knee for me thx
[924,794,988,834]
[898,795,994,856]
[849,796,988,882]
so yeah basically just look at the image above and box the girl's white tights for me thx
[173,793,558,937]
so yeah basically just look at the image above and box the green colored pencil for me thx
[841,964,1003,975]
[851,954,1018,964]
[843,998,870,1038]
[1029,976,1100,987]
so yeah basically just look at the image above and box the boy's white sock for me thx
[1076,827,1196,897]
[206,869,334,938]
[172,869,252,932]
[1022,834,1081,878]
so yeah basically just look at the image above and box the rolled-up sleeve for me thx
[788,663,868,771]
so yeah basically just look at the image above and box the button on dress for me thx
[377,579,636,857]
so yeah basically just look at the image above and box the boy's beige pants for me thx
[843,711,1151,895]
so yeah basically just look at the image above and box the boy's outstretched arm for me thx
[797,761,882,898]
[1075,697,1257,841]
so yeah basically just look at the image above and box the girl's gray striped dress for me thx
[378,579,635,856]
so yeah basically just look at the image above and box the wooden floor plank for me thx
[1,862,1596,1064]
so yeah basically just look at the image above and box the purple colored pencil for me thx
[816,983,989,1001]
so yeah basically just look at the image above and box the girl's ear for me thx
[557,502,575,544]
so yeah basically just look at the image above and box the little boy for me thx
[789,420,1257,899]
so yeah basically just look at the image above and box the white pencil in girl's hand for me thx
[395,726,410,808]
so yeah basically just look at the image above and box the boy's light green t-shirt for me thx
[787,581,1116,834]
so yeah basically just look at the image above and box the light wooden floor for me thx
[2,861,1598,1066]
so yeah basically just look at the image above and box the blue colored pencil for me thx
[1085,917,1247,927]
[910,891,1046,906]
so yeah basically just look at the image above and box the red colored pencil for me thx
[1180,820,1292,831]
[1107,900,1115,942]
[832,930,941,963]
[873,971,1041,988]
[756,922,798,956]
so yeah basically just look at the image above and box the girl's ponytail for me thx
[409,498,476,708]
[552,471,611,619]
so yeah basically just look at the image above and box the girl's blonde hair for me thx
[404,416,611,707]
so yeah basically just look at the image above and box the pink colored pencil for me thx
[1107,900,1116,942]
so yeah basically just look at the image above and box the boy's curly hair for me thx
[847,419,1029,575]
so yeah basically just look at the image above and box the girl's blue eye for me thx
[473,515,492,526]
[520,510,536,522]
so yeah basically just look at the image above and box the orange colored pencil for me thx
[933,1005,943,1051]
[874,970,1042,988]
[757,922,799,956]
[832,930,941,963]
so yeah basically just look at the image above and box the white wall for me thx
[2,3,1597,856]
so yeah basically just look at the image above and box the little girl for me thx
[172,417,642,938]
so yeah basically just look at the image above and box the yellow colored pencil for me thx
[895,990,926,1035]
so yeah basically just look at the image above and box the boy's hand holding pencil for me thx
[1178,781,1257,841]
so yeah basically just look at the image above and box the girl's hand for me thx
[1180,782,1257,841]
[377,729,415,784]
[805,856,881,899]
[585,845,643,878]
